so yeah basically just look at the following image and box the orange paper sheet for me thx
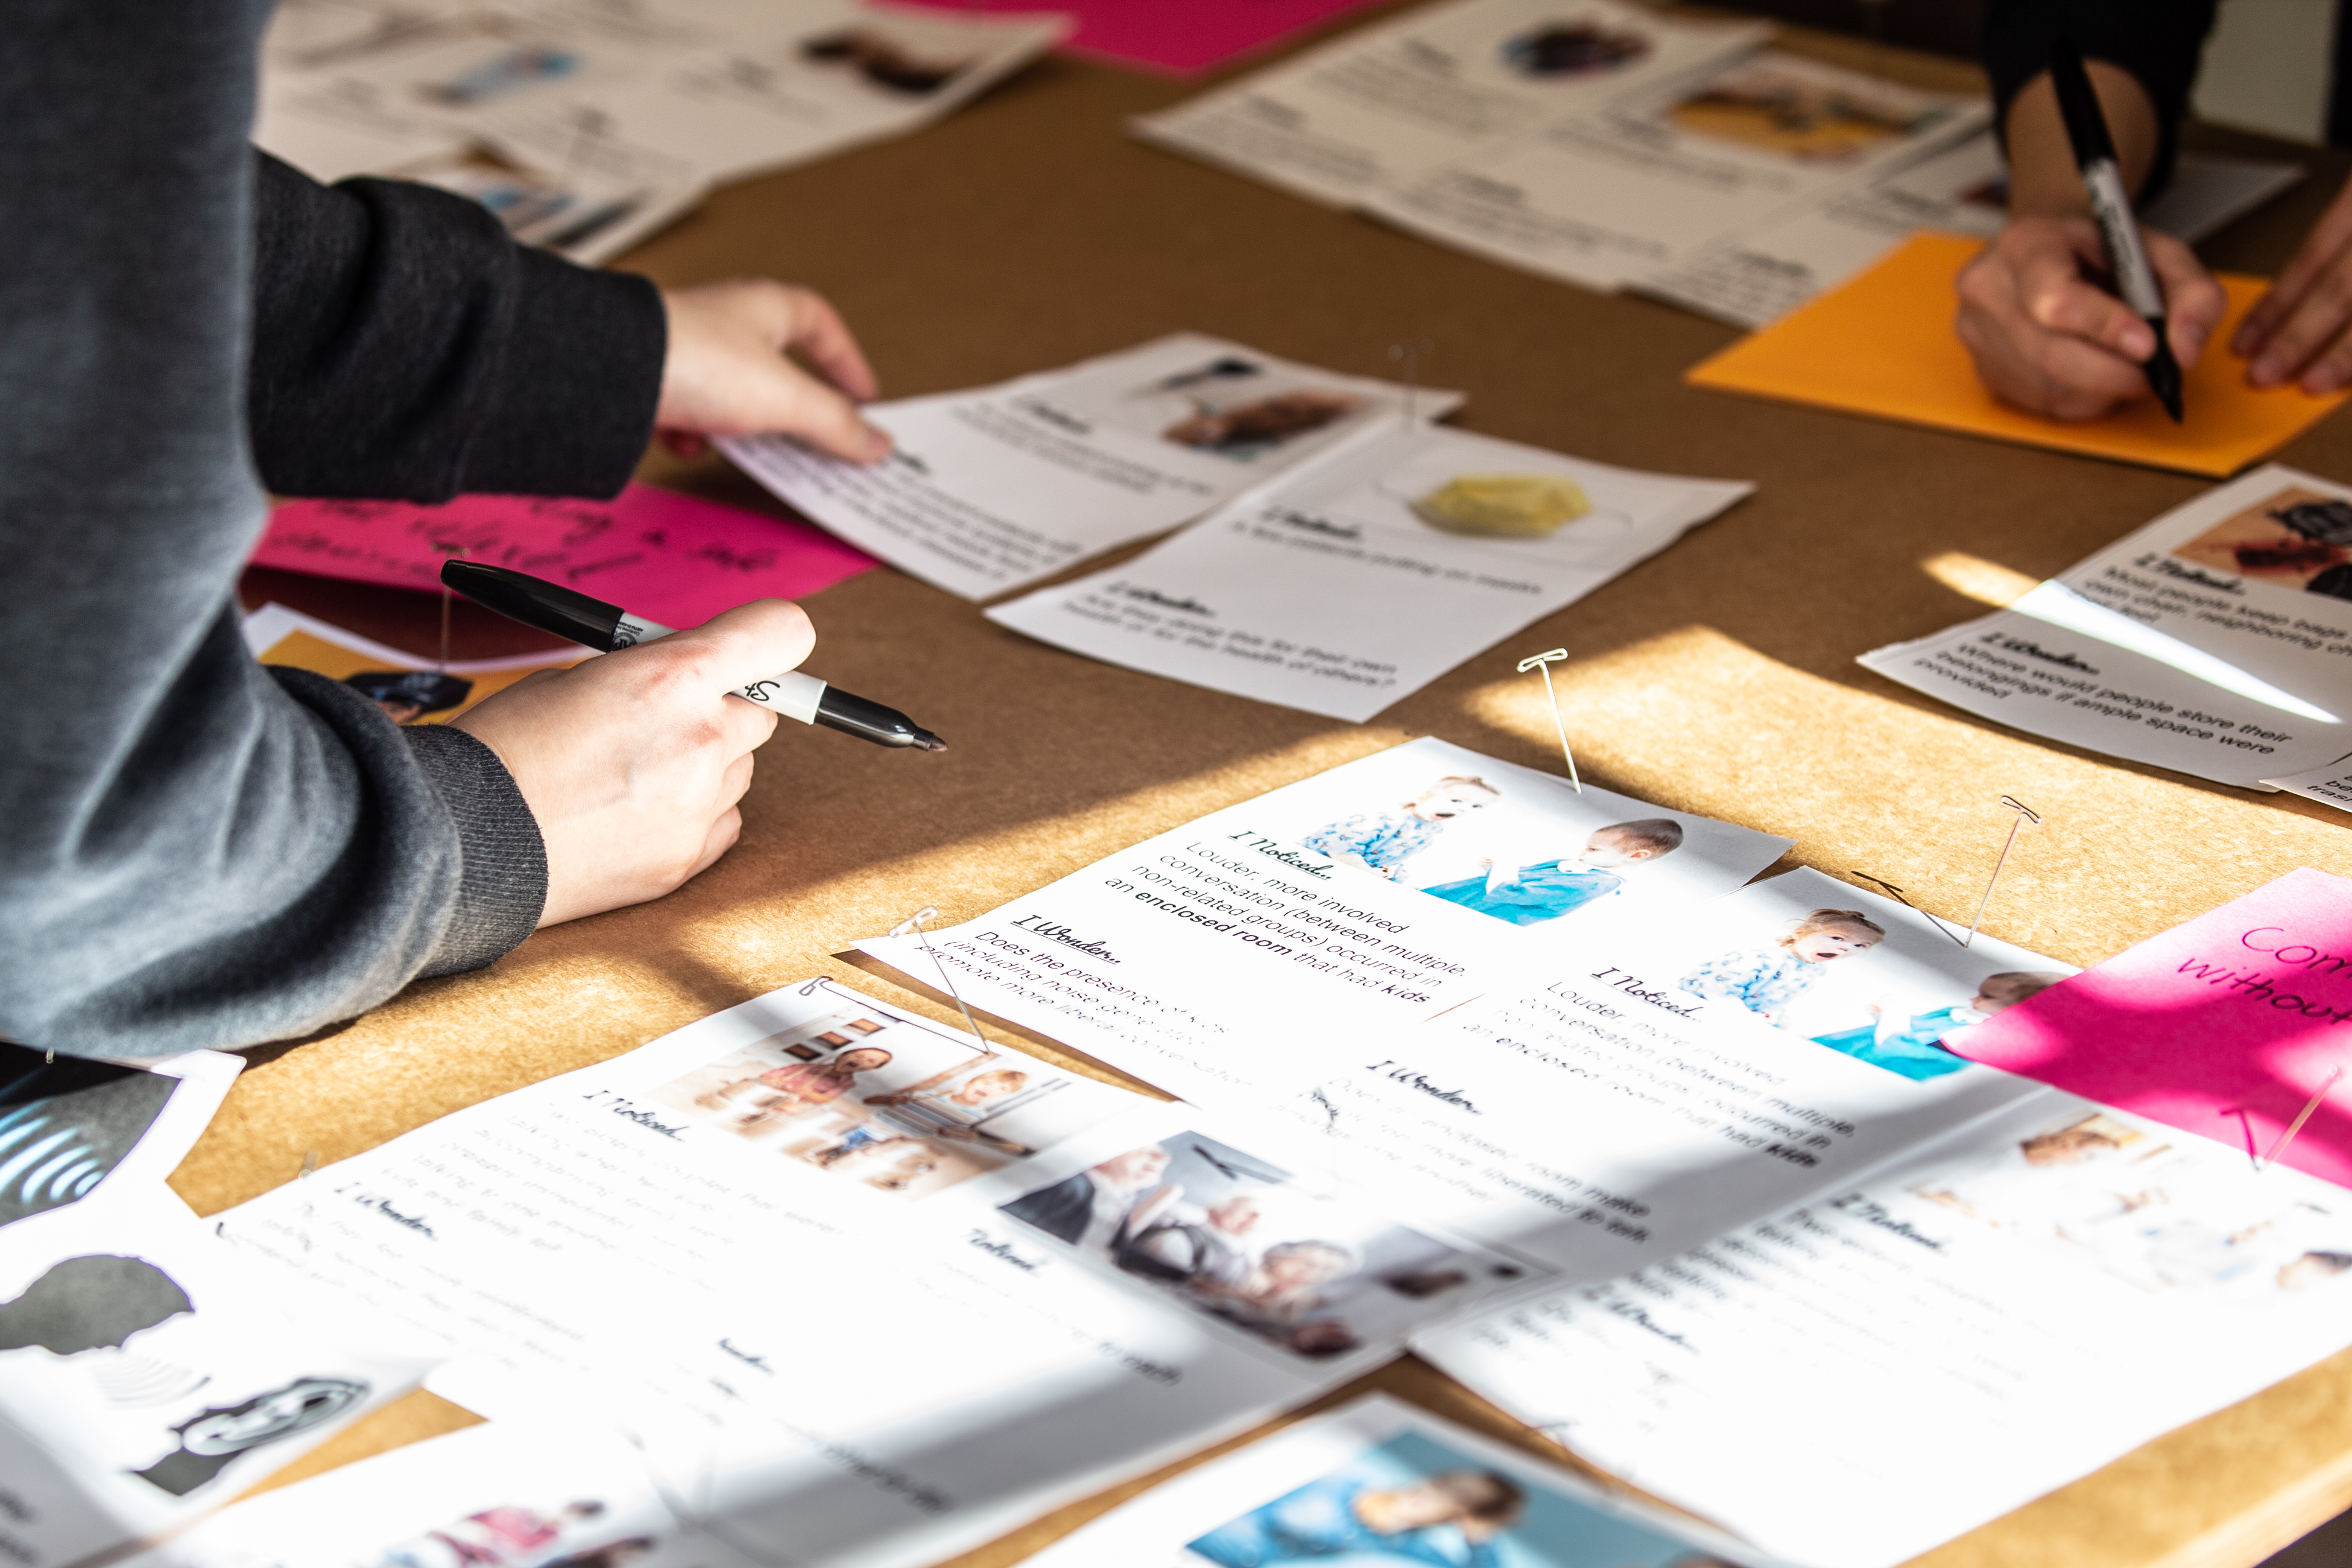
[1687,231,2350,476]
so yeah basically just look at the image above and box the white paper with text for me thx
[985,425,1750,721]
[722,335,1463,600]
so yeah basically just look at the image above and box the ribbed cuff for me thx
[403,724,547,976]
[458,250,667,499]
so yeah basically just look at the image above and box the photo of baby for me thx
[997,1133,1523,1359]
[2170,486,2352,599]
[1300,774,1499,882]
[1667,868,2077,1082]
[1500,20,1650,80]
[1179,1426,1743,1567]
[1265,738,1792,938]
[1910,1108,2352,1298]
[1663,57,1939,163]
[648,1004,1129,1199]
[1422,819,1681,927]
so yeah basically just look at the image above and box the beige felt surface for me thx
[206,11,2352,1566]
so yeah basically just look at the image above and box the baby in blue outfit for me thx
[1421,818,1683,927]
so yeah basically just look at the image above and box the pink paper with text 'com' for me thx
[1952,867,2352,1189]
[903,0,1382,74]
[253,484,876,630]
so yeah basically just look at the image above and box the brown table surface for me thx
[211,10,2352,1567]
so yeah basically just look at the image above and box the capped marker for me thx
[441,560,946,751]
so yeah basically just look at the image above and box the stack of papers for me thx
[1136,0,2301,328]
[257,0,1068,262]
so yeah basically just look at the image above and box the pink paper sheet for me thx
[253,485,876,630]
[1953,868,2352,1189]
[906,0,1382,74]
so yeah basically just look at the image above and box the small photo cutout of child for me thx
[1299,774,1500,882]
[1420,818,1681,927]
[1807,970,2069,1081]
[2170,486,2352,598]
[1678,907,1886,1028]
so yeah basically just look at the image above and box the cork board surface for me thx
[212,11,2352,1567]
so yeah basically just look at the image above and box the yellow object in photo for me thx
[1411,474,1593,537]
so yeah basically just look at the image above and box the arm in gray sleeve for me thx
[1,0,549,1057]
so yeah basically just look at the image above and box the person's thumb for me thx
[768,365,892,463]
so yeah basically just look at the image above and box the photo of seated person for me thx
[1186,1464,1526,1567]
[5,0,896,1059]
[999,1146,1181,1254]
[808,1065,1031,1165]
[1118,1193,1262,1288]
[1808,970,2069,1081]
[1959,1,2352,417]
[1420,818,1683,926]
[1300,776,1499,880]
[700,1048,895,1133]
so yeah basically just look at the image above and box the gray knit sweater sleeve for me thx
[0,0,643,1058]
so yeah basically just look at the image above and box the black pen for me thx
[441,560,946,751]
[2049,38,2184,422]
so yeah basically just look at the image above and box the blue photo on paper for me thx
[1185,1429,1737,1567]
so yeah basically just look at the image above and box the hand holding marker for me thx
[2049,37,2184,422]
[441,560,946,751]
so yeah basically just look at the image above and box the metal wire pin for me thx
[1517,648,1580,793]
[2259,1066,2344,1172]
[888,906,993,1054]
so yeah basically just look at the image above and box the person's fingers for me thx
[759,360,893,463]
[2238,177,2352,355]
[715,749,757,812]
[2248,258,2352,387]
[2147,233,2226,369]
[2296,321,2352,394]
[777,287,879,403]
[665,598,817,697]
[2018,244,2156,361]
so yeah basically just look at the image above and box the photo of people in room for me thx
[648,1001,1131,1200]
[2170,487,2352,600]
[1909,1108,2352,1298]
[997,1132,1524,1360]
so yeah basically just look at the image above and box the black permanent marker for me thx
[441,560,946,752]
[2050,37,2184,422]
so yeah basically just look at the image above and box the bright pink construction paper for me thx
[1952,868,2352,1190]
[254,485,876,629]
[905,0,1382,74]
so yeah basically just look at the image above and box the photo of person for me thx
[1422,818,1681,926]
[420,45,578,107]
[649,997,1130,1199]
[1301,774,1500,880]
[2170,487,2352,599]
[1806,970,2069,1081]
[1663,868,2078,1083]
[1663,57,1938,163]
[1156,1419,1762,1568]
[1678,908,1886,1025]
[344,669,475,726]
[1500,21,1649,79]
[997,1133,1525,1360]
[1910,1108,2352,1298]
[1038,342,1391,469]
[799,26,974,96]
[374,1498,610,1568]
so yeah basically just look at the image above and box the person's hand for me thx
[656,278,891,463]
[2236,175,2352,392]
[1956,215,2227,420]
[452,599,814,927]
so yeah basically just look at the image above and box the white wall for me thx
[2193,0,2337,144]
